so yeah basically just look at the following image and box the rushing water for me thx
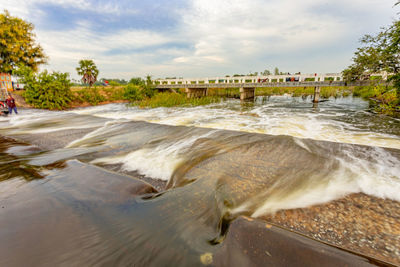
[0,96,399,266]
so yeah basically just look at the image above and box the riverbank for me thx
[11,84,399,116]
[11,87,130,109]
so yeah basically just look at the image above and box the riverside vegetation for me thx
[2,9,399,114]
[11,66,400,115]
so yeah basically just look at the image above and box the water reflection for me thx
[0,138,44,182]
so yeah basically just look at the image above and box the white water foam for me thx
[91,130,219,181]
[68,100,400,150]
[65,120,128,148]
[1,100,399,216]
[238,145,400,217]
[0,109,107,134]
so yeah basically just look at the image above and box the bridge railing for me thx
[155,80,376,89]
[156,81,349,89]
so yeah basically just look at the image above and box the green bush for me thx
[353,86,376,98]
[370,76,383,81]
[14,66,72,110]
[353,85,399,115]
[141,84,157,98]
[129,77,144,85]
[124,84,144,101]
[389,73,400,96]
[108,80,120,86]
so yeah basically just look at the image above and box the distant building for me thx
[0,73,13,91]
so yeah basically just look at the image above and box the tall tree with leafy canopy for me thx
[0,10,47,73]
[76,59,99,87]
[343,19,400,82]
[343,19,400,98]
[343,1,400,84]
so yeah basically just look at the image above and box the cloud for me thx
[174,0,395,75]
[1,0,398,79]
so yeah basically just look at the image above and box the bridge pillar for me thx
[186,87,208,98]
[313,86,321,103]
[240,87,255,101]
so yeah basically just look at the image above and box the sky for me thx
[1,0,399,80]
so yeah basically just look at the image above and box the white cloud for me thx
[173,0,394,75]
[35,25,176,77]
[0,0,398,78]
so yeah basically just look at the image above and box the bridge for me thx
[155,73,344,85]
[153,72,383,102]
[155,81,370,102]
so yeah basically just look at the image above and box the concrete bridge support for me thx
[186,87,208,98]
[313,86,321,103]
[240,87,255,101]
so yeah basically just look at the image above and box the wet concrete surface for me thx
[215,216,394,267]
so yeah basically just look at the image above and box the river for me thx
[0,96,399,266]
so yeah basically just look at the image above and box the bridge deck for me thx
[155,81,369,89]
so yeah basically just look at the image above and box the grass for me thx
[353,85,399,116]
[70,85,127,106]
[208,88,240,98]
[22,82,399,117]
[353,85,376,99]
[73,87,106,105]
[133,92,224,108]
[102,86,125,101]
[254,86,353,98]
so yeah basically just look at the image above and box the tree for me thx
[247,71,258,76]
[142,74,156,97]
[14,66,72,110]
[124,84,143,101]
[0,10,47,73]
[129,77,144,85]
[145,74,153,85]
[343,19,400,87]
[261,69,271,75]
[76,59,99,87]
[274,67,280,75]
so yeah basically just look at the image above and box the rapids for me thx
[0,96,399,266]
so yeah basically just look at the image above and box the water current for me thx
[0,96,399,266]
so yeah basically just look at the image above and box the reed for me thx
[255,86,351,98]
[74,87,106,105]
[134,92,223,108]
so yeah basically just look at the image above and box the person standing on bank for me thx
[6,94,17,115]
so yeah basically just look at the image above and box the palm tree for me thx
[76,59,99,87]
